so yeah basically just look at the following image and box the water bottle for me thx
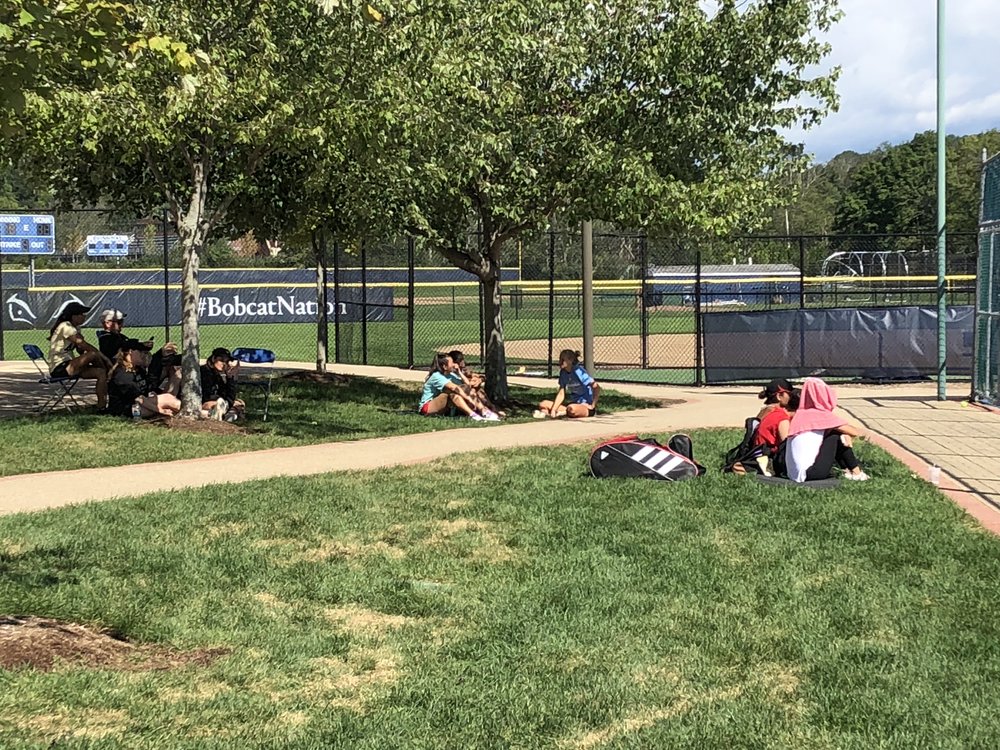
[131,400,142,422]
[928,465,941,486]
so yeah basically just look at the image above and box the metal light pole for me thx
[582,221,594,373]
[936,0,948,400]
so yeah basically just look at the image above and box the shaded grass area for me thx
[3,433,1000,747]
[0,376,653,477]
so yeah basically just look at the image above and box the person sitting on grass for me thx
[48,301,113,410]
[757,377,794,420]
[97,308,181,395]
[783,377,869,483]
[447,350,503,420]
[535,349,600,419]
[200,347,244,422]
[107,339,181,419]
[419,353,488,421]
[753,388,799,476]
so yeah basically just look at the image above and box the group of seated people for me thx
[47,302,243,421]
[750,376,869,482]
[418,348,602,422]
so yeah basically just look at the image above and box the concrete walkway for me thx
[2,360,999,533]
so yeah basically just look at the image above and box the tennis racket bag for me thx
[589,434,704,481]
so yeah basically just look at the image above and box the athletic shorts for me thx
[419,401,432,415]
[50,362,71,379]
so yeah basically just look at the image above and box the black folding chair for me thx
[231,347,277,421]
[23,344,82,414]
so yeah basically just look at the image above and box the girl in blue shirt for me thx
[536,349,600,419]
[419,353,485,420]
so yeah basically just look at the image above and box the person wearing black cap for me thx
[48,301,113,409]
[757,377,794,420]
[107,339,181,418]
[97,309,181,396]
[200,347,244,421]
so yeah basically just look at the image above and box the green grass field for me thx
[0,377,653,477]
[3,433,1000,747]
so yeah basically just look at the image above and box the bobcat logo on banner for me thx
[6,293,36,324]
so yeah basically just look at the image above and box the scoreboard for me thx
[0,214,55,254]
[86,234,131,257]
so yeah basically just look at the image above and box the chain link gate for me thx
[974,153,1000,404]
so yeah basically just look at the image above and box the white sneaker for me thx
[470,412,485,421]
[532,410,548,419]
[223,411,239,423]
[482,411,501,422]
[209,398,228,420]
[845,471,870,481]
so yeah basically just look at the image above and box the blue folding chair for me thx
[23,344,82,414]
[231,347,277,421]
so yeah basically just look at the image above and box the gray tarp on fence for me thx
[702,305,974,383]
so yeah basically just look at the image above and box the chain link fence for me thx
[0,207,979,386]
[974,153,1000,404]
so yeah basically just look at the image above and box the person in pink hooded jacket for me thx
[784,378,869,482]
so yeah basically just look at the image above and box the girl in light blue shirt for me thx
[536,349,600,419]
[419,353,485,420]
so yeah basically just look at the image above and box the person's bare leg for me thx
[566,403,592,419]
[422,393,452,415]
[75,365,108,408]
[449,393,476,416]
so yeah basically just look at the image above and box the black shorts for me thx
[50,362,71,380]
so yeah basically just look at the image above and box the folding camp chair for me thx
[22,344,82,414]
[231,347,277,421]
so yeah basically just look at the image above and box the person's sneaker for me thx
[845,471,870,481]
[532,409,548,419]
[223,411,240,423]
[482,410,501,421]
[209,398,228,421]
[470,412,485,421]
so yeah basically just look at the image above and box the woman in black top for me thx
[107,340,181,418]
[199,347,244,420]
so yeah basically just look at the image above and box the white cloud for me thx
[785,0,1000,162]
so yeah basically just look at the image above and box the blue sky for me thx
[789,0,1000,163]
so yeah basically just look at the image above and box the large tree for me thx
[399,0,840,402]
[834,130,1000,237]
[19,0,381,413]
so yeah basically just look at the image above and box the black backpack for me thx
[590,434,705,481]
[723,417,766,474]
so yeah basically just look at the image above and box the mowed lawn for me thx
[0,376,654,477]
[3,433,1000,747]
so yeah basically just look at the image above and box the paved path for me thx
[2,360,999,533]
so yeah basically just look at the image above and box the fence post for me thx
[694,247,703,387]
[407,236,415,368]
[0,248,5,361]
[333,240,341,363]
[798,236,806,310]
[361,239,368,366]
[640,233,648,370]
[548,228,555,378]
[162,207,171,344]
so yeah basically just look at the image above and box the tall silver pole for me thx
[936,0,948,400]
[582,220,594,373]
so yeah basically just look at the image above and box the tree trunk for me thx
[481,263,509,403]
[177,163,210,416]
[313,230,328,374]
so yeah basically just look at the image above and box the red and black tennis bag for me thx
[589,434,705,481]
